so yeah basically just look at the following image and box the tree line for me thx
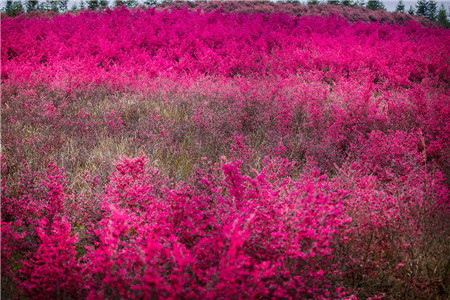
[2,0,450,28]
[398,0,449,27]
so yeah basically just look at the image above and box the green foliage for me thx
[341,0,354,6]
[4,0,24,16]
[33,0,67,13]
[437,4,450,28]
[426,0,437,20]
[57,0,68,12]
[87,0,99,10]
[125,0,138,7]
[408,5,415,14]
[396,0,405,13]
[114,0,137,7]
[416,0,437,20]
[40,0,56,12]
[307,0,321,4]
[366,0,385,10]
[25,0,38,11]
[327,0,340,5]
[416,0,427,16]
[144,0,158,6]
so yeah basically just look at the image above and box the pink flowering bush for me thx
[2,3,449,299]
[18,218,84,299]
[78,153,350,299]
[334,130,449,298]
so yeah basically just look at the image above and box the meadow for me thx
[1,4,450,299]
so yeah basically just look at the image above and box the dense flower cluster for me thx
[2,4,449,299]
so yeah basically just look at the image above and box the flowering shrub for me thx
[334,130,449,298]
[18,218,84,299]
[79,154,352,299]
[2,3,449,299]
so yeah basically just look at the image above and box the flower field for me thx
[1,4,450,299]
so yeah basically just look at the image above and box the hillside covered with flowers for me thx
[2,3,450,299]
